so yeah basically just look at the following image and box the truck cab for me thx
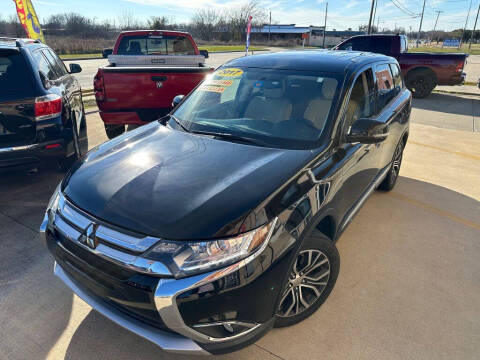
[94,30,213,139]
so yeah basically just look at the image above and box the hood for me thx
[64,122,312,239]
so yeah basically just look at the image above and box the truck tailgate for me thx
[101,66,213,110]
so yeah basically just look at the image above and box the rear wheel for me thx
[275,231,339,328]
[105,124,125,139]
[406,70,436,98]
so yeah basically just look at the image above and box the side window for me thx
[375,63,395,111]
[32,50,57,81]
[389,63,403,97]
[46,49,68,77]
[344,69,375,130]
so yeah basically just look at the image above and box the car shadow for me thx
[0,165,73,360]
[412,92,478,117]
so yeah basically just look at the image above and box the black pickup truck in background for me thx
[335,34,468,98]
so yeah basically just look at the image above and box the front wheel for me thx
[275,231,340,328]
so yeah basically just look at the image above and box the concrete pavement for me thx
[0,96,479,360]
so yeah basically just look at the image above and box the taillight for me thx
[94,71,106,102]
[35,94,62,121]
[456,61,465,73]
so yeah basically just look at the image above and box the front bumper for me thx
[40,200,289,354]
[53,261,207,354]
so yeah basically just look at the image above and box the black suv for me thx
[41,51,411,354]
[0,37,87,171]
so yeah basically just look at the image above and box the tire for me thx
[275,231,340,328]
[105,124,125,139]
[378,139,404,191]
[406,70,436,98]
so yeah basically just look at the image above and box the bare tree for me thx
[191,9,220,41]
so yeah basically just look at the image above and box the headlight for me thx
[144,218,277,277]
[46,182,62,222]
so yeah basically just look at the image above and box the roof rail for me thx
[0,37,42,47]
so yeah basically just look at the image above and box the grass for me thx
[59,53,102,60]
[197,45,266,52]
[59,45,267,59]
[409,44,480,55]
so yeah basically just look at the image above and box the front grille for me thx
[46,194,173,330]
[50,194,171,277]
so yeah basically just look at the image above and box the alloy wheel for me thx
[277,249,330,318]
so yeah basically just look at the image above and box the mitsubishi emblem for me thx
[79,223,99,249]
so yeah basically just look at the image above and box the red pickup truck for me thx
[334,34,467,98]
[94,30,213,138]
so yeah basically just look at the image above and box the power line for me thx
[389,0,419,17]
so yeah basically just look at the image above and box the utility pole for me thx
[367,0,375,34]
[372,0,378,33]
[433,10,443,44]
[322,2,328,48]
[416,0,426,47]
[268,11,271,45]
[469,4,480,49]
[460,0,473,48]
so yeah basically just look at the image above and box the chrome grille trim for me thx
[58,196,159,253]
[51,194,172,277]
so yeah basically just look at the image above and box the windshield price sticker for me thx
[199,85,226,93]
[207,79,233,87]
[217,68,243,77]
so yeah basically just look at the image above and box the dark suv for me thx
[0,37,87,171]
[40,51,411,355]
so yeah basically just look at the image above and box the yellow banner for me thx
[14,0,45,43]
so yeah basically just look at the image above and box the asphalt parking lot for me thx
[0,93,479,359]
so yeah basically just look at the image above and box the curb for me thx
[433,89,480,97]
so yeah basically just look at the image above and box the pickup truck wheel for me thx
[406,71,436,98]
[378,139,404,191]
[275,231,339,328]
[105,124,125,139]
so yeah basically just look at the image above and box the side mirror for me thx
[69,63,82,74]
[102,48,113,58]
[172,94,185,108]
[346,118,389,144]
[199,49,209,59]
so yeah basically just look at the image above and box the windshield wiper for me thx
[168,114,190,132]
[189,130,268,147]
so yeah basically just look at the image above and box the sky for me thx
[4,0,479,32]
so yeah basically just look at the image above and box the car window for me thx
[369,37,391,55]
[173,67,341,149]
[117,35,196,55]
[389,63,403,97]
[0,52,35,101]
[344,69,375,130]
[400,37,407,53]
[45,49,68,77]
[375,63,396,111]
[33,50,57,81]
[337,37,368,51]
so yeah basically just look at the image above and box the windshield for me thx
[173,67,341,149]
[117,35,195,55]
